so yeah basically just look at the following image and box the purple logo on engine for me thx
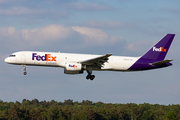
[69,64,77,68]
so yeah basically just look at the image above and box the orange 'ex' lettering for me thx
[46,54,57,62]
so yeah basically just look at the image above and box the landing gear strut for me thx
[86,66,95,80]
[21,65,27,75]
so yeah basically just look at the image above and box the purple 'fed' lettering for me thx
[32,53,56,61]
[32,53,37,60]
[32,53,47,61]
[37,55,41,61]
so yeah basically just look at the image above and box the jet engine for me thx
[64,63,84,74]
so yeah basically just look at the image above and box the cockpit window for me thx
[9,55,16,57]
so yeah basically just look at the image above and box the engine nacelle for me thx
[64,63,84,74]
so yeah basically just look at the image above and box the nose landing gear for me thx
[21,65,27,75]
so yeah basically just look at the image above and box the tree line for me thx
[0,99,179,120]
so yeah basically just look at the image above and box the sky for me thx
[1,0,180,104]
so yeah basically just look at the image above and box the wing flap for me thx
[150,59,173,66]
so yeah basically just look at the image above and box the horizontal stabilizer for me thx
[150,59,173,66]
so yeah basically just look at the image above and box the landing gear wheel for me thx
[23,72,27,75]
[86,74,95,80]
[86,74,91,80]
[90,75,95,80]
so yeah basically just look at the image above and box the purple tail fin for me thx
[141,34,175,61]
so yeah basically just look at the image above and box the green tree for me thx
[64,99,74,106]
[163,111,177,120]
[177,113,180,120]
[15,101,21,107]
[82,100,93,105]
[1,108,8,120]
[77,112,88,120]
[62,107,71,120]
[30,107,46,120]
[48,106,59,119]
[31,98,39,107]
[8,105,20,119]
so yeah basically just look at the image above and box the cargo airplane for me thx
[4,34,175,80]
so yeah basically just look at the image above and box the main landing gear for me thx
[86,74,95,80]
[21,65,27,75]
[86,66,95,80]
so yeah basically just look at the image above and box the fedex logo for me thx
[69,64,77,68]
[32,53,57,62]
[153,47,166,52]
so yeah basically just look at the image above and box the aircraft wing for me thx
[150,59,173,66]
[80,54,112,67]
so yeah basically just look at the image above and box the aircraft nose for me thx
[4,57,10,63]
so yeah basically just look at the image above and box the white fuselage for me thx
[5,51,140,71]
